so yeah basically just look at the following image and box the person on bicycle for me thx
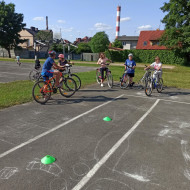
[144,56,162,86]
[124,53,136,87]
[97,53,112,87]
[58,54,74,72]
[41,50,62,88]
[35,59,41,70]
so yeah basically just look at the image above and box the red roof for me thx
[136,30,167,50]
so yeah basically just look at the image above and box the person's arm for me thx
[53,62,62,70]
[132,62,136,70]
[97,59,101,65]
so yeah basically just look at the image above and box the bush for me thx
[105,49,186,65]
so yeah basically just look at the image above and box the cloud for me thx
[94,23,112,31]
[33,17,44,21]
[50,25,74,33]
[121,17,131,22]
[138,25,152,30]
[57,20,66,24]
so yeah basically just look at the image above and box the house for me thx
[136,30,167,50]
[117,35,139,50]
[19,27,53,51]
[73,36,91,46]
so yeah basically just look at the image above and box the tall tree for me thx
[76,42,92,54]
[0,1,26,57]
[160,0,190,62]
[112,39,123,48]
[90,32,110,53]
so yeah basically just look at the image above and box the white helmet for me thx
[128,53,133,57]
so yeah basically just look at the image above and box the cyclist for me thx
[97,53,112,87]
[57,54,74,71]
[41,50,62,88]
[144,56,162,87]
[16,55,21,66]
[124,53,136,87]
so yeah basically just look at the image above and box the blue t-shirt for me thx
[125,59,136,74]
[42,57,54,73]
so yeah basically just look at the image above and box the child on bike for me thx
[35,59,41,70]
[144,56,162,86]
[41,51,62,88]
[97,53,112,87]
[57,54,74,72]
[124,53,136,87]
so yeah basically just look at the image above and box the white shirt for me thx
[150,62,162,71]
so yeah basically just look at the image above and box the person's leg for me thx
[53,70,61,87]
[100,68,104,84]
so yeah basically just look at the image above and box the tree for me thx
[112,39,123,48]
[36,30,53,42]
[76,42,92,54]
[90,32,110,53]
[0,1,26,57]
[160,0,190,63]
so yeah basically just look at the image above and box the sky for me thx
[4,0,169,42]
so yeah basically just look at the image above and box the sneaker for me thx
[101,83,104,87]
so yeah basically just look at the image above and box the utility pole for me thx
[34,41,37,60]
[68,43,71,60]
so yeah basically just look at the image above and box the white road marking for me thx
[125,94,190,105]
[0,94,124,159]
[72,99,160,190]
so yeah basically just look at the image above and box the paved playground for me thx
[0,82,190,190]
[0,61,94,83]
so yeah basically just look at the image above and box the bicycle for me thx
[62,64,81,91]
[137,65,150,89]
[144,69,164,96]
[32,72,77,104]
[29,68,41,82]
[96,65,113,88]
[119,66,135,89]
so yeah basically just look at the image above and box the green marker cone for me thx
[103,116,112,121]
[41,155,56,165]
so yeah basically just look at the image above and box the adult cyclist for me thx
[41,51,62,88]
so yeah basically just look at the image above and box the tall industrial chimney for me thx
[116,6,121,39]
[46,16,48,30]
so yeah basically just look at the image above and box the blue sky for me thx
[4,0,168,42]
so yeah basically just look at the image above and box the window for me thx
[151,41,160,46]
[122,41,126,46]
[143,41,147,46]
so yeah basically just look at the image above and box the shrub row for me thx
[105,49,186,65]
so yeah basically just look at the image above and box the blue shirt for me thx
[125,59,136,74]
[42,57,54,73]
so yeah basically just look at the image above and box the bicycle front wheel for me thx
[157,78,163,93]
[29,69,40,82]
[96,69,101,84]
[32,81,51,104]
[145,78,153,96]
[59,78,77,98]
[69,74,81,90]
[107,73,113,88]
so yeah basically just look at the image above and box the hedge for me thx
[105,49,186,65]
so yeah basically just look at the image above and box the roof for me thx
[136,30,167,50]
[25,28,38,36]
[117,35,139,41]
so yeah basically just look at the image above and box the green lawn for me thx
[0,63,190,109]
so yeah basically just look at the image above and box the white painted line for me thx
[0,94,124,159]
[72,99,160,190]
[125,94,190,105]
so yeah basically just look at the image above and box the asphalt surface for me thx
[0,61,94,83]
[0,82,190,190]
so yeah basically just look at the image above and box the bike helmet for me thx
[58,54,64,59]
[128,53,133,57]
[48,50,56,56]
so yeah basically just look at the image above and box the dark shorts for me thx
[127,73,134,78]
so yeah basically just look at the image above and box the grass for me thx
[0,63,190,109]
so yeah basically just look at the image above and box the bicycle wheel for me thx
[32,81,51,104]
[107,73,113,88]
[59,78,77,98]
[145,78,153,96]
[137,78,145,89]
[120,74,129,89]
[96,69,101,84]
[157,78,163,93]
[29,69,39,82]
[69,74,81,91]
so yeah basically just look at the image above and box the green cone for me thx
[103,116,112,121]
[41,155,56,165]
